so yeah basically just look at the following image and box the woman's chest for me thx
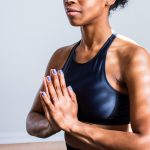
[63,63,129,125]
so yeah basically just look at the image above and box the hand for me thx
[40,69,78,132]
[39,77,61,133]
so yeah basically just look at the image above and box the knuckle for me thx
[47,81,52,86]
[53,74,58,79]
[53,97,58,102]
[51,95,57,101]
[60,83,66,89]
[47,101,51,106]
[48,83,53,90]
[55,85,61,91]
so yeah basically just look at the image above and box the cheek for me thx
[82,0,105,11]
[81,1,104,22]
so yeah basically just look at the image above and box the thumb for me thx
[67,85,76,103]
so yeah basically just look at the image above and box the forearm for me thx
[65,132,101,150]
[68,121,149,150]
[26,112,58,138]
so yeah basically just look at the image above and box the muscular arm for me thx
[26,111,56,138]
[26,46,69,138]
[66,47,150,150]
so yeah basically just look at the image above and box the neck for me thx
[79,13,113,51]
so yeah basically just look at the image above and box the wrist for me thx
[61,119,79,133]
[68,119,81,134]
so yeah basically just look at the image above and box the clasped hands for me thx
[40,69,78,133]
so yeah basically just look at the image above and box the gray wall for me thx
[0,0,149,144]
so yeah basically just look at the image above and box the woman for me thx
[26,0,150,150]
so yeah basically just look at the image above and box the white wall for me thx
[0,0,149,144]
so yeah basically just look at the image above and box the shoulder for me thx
[44,42,77,75]
[52,42,77,68]
[115,34,150,81]
[115,34,150,67]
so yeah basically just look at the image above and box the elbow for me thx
[26,112,52,138]
[26,113,40,137]
[26,123,34,137]
[26,113,35,136]
[26,118,47,138]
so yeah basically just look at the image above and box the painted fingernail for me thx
[68,85,73,91]
[52,69,57,75]
[47,76,51,81]
[58,69,63,74]
[41,91,46,97]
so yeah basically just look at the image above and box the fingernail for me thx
[52,69,57,75]
[47,76,51,81]
[68,85,73,91]
[41,91,46,97]
[58,69,63,74]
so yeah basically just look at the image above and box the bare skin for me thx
[26,47,68,138]
[63,35,150,150]
[26,0,150,149]
[64,36,133,149]
[39,36,150,150]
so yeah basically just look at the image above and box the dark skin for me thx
[26,0,150,149]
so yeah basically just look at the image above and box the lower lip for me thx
[67,11,80,16]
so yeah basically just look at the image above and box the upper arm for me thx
[29,46,69,114]
[123,47,150,135]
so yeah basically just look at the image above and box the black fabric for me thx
[66,143,79,150]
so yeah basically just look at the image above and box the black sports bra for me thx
[62,33,130,125]
[62,33,130,150]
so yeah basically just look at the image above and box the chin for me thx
[69,22,82,26]
[68,17,93,27]
[68,19,86,27]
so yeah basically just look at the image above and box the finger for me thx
[43,77,50,99]
[45,75,59,104]
[57,69,69,97]
[40,98,50,122]
[40,91,55,112]
[50,69,63,98]
[67,86,77,104]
